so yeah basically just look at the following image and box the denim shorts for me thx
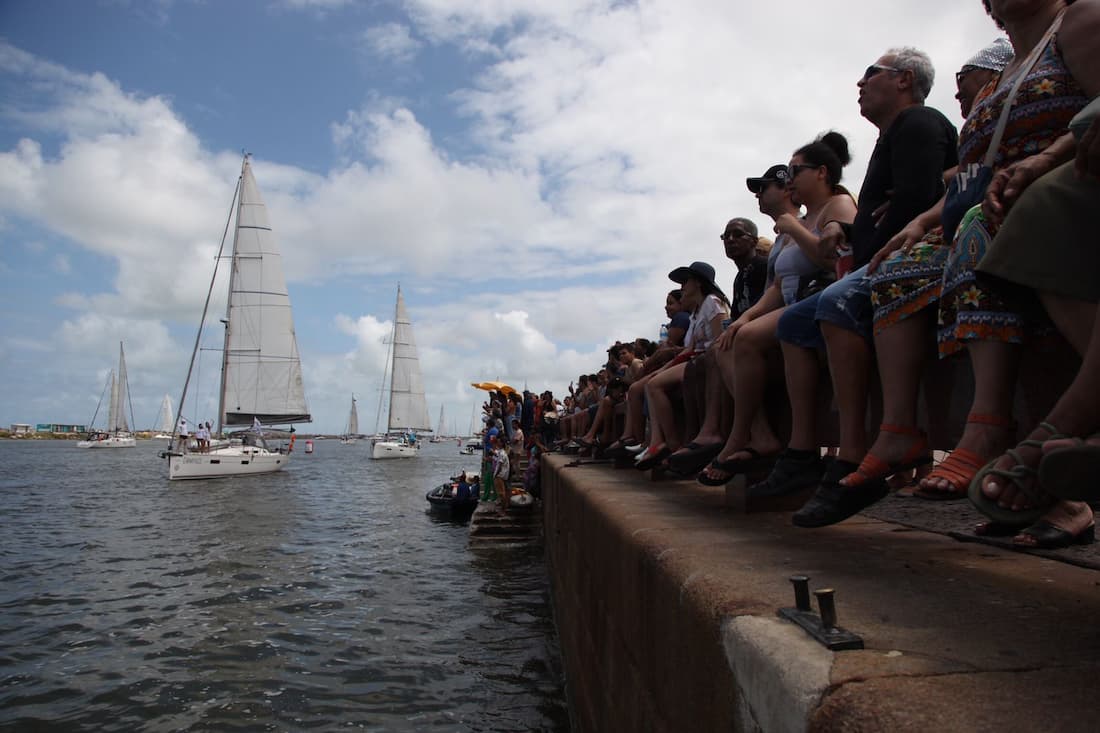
[776,265,874,348]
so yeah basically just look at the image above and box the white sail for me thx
[386,287,432,432]
[156,394,174,433]
[349,396,359,435]
[220,157,311,428]
[437,405,445,435]
[77,341,135,448]
[165,155,308,479]
[106,369,119,435]
[113,343,130,433]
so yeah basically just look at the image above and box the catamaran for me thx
[77,341,137,448]
[371,286,432,459]
[163,154,311,479]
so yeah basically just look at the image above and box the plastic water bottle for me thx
[659,323,669,343]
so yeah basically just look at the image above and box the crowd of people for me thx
[541,0,1100,550]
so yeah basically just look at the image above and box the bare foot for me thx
[919,420,1013,495]
[981,425,1057,511]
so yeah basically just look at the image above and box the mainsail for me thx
[385,287,432,432]
[155,394,174,433]
[219,157,311,428]
[347,395,359,435]
[113,344,130,433]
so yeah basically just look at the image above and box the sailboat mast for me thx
[386,285,401,431]
[215,157,247,436]
[173,165,242,440]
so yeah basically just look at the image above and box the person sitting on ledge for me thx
[635,261,730,470]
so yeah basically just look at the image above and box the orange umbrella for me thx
[471,381,517,396]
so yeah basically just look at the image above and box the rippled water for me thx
[0,439,569,731]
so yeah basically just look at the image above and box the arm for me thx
[775,194,857,268]
[867,195,947,273]
[714,282,784,351]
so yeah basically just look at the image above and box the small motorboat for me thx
[426,476,480,518]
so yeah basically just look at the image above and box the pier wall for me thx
[541,454,1100,733]
[542,459,827,733]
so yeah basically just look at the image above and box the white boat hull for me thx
[77,435,136,448]
[167,446,288,480]
[371,440,419,459]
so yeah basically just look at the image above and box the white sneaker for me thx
[633,445,651,462]
[625,442,646,453]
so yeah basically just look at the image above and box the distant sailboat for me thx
[429,404,446,442]
[78,342,137,448]
[371,286,432,459]
[153,394,174,439]
[163,154,311,479]
[340,395,359,444]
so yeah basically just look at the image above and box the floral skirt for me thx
[870,206,1027,358]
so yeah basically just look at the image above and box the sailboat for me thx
[371,286,432,459]
[153,394,174,439]
[78,341,137,448]
[429,404,446,442]
[340,395,359,444]
[163,154,311,480]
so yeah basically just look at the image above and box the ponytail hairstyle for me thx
[794,131,852,192]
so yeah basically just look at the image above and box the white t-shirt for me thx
[685,294,731,352]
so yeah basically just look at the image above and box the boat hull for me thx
[426,484,478,518]
[77,436,136,448]
[166,446,288,480]
[371,440,419,459]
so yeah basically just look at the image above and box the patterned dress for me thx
[869,36,1087,357]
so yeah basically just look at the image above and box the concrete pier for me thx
[542,454,1100,732]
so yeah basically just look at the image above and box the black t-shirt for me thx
[731,255,769,319]
[851,105,959,267]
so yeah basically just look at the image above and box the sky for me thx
[0,0,1002,434]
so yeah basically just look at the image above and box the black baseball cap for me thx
[746,164,790,193]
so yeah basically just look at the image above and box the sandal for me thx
[668,442,722,475]
[967,422,1063,527]
[1039,434,1100,501]
[697,448,776,487]
[840,424,931,488]
[1013,520,1095,549]
[792,459,889,528]
[914,413,1015,500]
[634,445,671,471]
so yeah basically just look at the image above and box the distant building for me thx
[36,423,87,434]
[9,423,32,435]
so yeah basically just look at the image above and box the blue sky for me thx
[0,0,998,433]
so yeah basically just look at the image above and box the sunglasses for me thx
[787,163,819,177]
[720,229,754,242]
[862,63,901,82]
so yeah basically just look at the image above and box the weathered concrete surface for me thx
[543,454,1100,732]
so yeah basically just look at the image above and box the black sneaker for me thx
[747,450,825,498]
[791,459,889,528]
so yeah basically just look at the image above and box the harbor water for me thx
[0,439,569,731]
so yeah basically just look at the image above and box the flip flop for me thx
[634,445,671,471]
[697,449,775,487]
[1039,436,1100,501]
[668,443,722,475]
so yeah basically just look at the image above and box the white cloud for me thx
[362,22,423,64]
[0,1,1004,428]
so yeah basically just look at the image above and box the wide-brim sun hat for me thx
[668,260,726,301]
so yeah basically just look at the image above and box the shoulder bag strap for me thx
[982,10,1065,167]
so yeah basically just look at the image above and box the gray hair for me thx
[886,46,935,102]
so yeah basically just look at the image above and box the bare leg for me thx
[715,312,784,463]
[677,350,727,451]
[782,341,820,451]
[645,363,687,452]
[841,312,931,484]
[820,322,871,463]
